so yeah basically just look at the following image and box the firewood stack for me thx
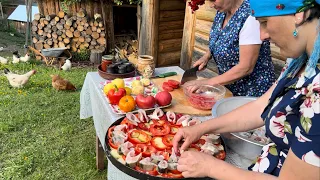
[115,34,138,65]
[32,9,106,55]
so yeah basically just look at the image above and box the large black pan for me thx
[105,117,226,180]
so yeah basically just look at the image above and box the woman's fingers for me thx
[180,138,191,151]
[172,130,183,153]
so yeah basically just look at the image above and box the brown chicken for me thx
[50,74,76,91]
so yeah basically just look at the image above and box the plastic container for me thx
[183,84,226,110]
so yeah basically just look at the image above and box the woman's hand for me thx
[172,125,203,153]
[177,151,216,178]
[183,79,211,94]
[194,55,210,71]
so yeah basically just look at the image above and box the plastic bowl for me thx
[183,84,226,110]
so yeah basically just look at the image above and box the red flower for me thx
[276,4,285,10]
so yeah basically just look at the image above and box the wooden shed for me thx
[180,0,286,77]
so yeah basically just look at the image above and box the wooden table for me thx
[80,66,249,180]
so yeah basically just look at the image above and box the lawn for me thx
[0,38,108,179]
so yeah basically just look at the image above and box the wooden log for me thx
[44,43,50,49]
[77,25,84,32]
[66,44,71,49]
[159,29,183,40]
[100,31,105,37]
[64,14,71,21]
[91,39,97,46]
[64,38,70,44]
[79,43,86,50]
[66,19,73,26]
[38,29,44,36]
[34,13,41,21]
[158,38,182,53]
[81,31,87,37]
[53,39,58,44]
[64,24,71,30]
[37,23,44,30]
[92,32,99,39]
[56,23,63,30]
[47,33,52,38]
[85,35,92,42]
[66,30,73,38]
[73,22,78,28]
[73,37,79,42]
[46,24,52,29]
[32,19,38,26]
[57,30,63,36]
[61,33,66,39]
[54,43,59,48]
[97,37,106,45]
[32,37,38,43]
[159,10,185,22]
[44,20,49,25]
[92,26,97,32]
[47,39,53,46]
[54,16,60,22]
[60,19,66,25]
[52,26,58,32]
[84,22,89,28]
[79,36,85,43]
[86,28,92,35]
[160,0,185,10]
[43,32,47,38]
[90,49,103,64]
[158,20,184,31]
[58,36,62,41]
[32,25,38,32]
[97,28,102,33]
[45,14,55,21]
[50,19,57,26]
[195,19,212,36]
[74,30,81,38]
[58,11,65,19]
[98,22,103,28]
[89,45,95,50]
[93,21,99,27]
[58,41,66,47]
[39,36,45,43]
[77,8,86,18]
[84,42,90,48]
[158,50,181,66]
[70,27,75,32]
[196,9,216,22]
[35,42,43,50]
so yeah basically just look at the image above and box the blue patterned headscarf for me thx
[249,0,320,79]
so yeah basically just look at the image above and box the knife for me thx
[150,72,177,79]
[180,65,200,85]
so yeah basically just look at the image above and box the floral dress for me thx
[209,0,275,97]
[248,62,320,176]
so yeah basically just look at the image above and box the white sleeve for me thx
[239,15,262,45]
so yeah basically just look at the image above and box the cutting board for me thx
[152,75,233,116]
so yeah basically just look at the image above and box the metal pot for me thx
[212,97,264,161]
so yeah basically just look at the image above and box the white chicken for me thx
[61,59,72,71]
[12,55,20,64]
[3,68,36,88]
[20,53,31,63]
[0,47,4,51]
[0,56,8,64]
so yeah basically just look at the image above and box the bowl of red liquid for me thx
[183,84,226,110]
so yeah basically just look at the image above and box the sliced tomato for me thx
[162,134,174,147]
[120,118,136,130]
[167,80,180,89]
[134,166,158,176]
[188,144,201,151]
[108,126,116,139]
[215,151,226,160]
[169,169,181,174]
[162,82,174,92]
[135,144,157,157]
[165,172,183,178]
[158,151,170,161]
[150,123,170,136]
[128,130,151,144]
[195,139,206,146]
[108,139,119,149]
[151,137,168,150]
[170,125,180,135]
[138,122,150,131]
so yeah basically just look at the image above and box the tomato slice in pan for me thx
[151,137,168,150]
[108,126,116,139]
[108,139,119,149]
[170,125,180,135]
[128,130,151,144]
[162,134,174,147]
[158,151,170,161]
[138,122,150,131]
[215,151,226,160]
[188,144,201,151]
[195,139,206,146]
[134,166,158,176]
[149,123,170,136]
[135,144,157,157]
[120,118,136,130]
[162,172,183,178]
[169,169,181,174]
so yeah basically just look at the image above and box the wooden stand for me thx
[96,136,105,170]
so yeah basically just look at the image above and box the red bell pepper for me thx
[149,123,170,136]
[128,130,151,144]
[162,134,174,147]
[107,86,126,105]
[134,144,157,157]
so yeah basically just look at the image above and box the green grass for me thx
[0,62,108,179]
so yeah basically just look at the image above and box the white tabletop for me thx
[80,66,252,180]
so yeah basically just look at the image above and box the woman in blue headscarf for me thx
[172,0,320,179]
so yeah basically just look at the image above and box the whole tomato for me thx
[118,95,136,112]
[107,87,126,105]
[135,94,156,109]
[155,91,172,106]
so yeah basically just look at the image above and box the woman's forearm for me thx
[198,84,275,134]
[208,64,253,85]
[208,159,277,180]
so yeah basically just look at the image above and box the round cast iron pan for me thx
[105,117,226,180]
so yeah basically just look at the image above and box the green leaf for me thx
[269,146,278,156]
[284,121,293,134]
[300,116,312,134]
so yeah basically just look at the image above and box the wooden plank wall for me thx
[157,0,185,67]
[181,0,286,78]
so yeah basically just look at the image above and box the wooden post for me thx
[104,1,114,53]
[96,136,105,170]
[138,0,160,66]
[180,2,196,70]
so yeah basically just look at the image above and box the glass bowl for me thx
[183,84,226,110]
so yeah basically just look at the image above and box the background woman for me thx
[173,0,320,179]
[185,0,275,97]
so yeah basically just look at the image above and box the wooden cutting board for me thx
[152,75,233,116]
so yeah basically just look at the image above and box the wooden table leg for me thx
[96,136,105,170]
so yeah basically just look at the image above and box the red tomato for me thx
[167,80,180,88]
[162,134,174,147]
[162,82,174,92]
[215,151,226,160]
[138,122,150,131]
[155,91,172,106]
[170,125,180,135]
[151,137,168,150]
[135,94,156,109]
[108,126,116,139]
[149,123,170,136]
[108,139,118,149]
[135,144,157,157]
[128,130,151,144]
[134,166,158,176]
